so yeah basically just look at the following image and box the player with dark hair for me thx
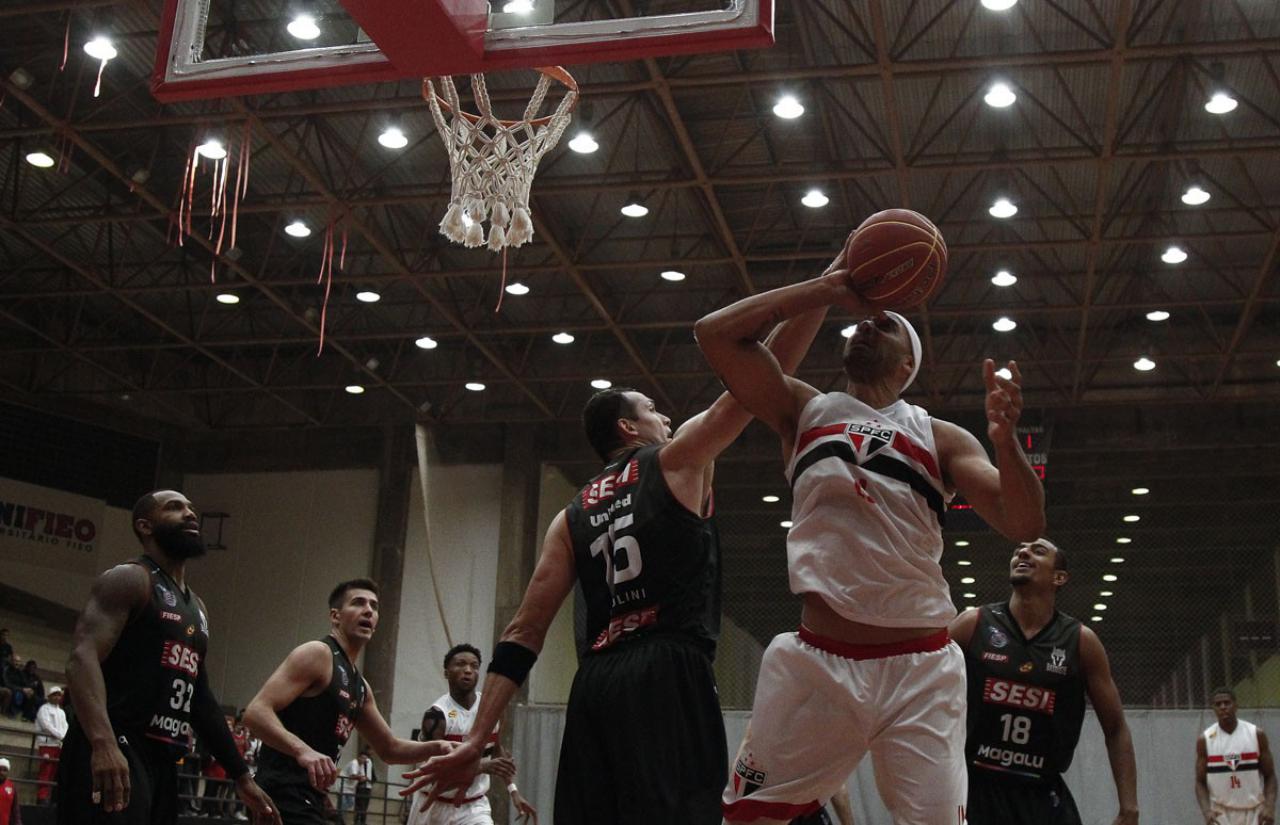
[406,644,536,825]
[58,490,280,825]
[1197,687,1276,825]
[692,265,1046,823]
[950,539,1138,825]
[244,579,450,824]
[402,281,835,824]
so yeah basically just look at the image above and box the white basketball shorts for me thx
[1212,805,1262,825]
[406,792,493,825]
[722,626,967,824]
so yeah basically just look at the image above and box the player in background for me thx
[1196,687,1276,825]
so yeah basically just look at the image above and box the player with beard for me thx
[401,290,834,824]
[58,490,280,825]
[693,264,1046,824]
[950,539,1137,825]
[244,580,452,825]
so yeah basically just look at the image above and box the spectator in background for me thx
[3,654,39,721]
[0,631,11,670]
[342,749,375,825]
[34,685,67,804]
[0,633,12,719]
[0,757,23,825]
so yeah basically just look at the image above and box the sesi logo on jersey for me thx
[582,459,641,507]
[161,640,201,676]
[982,677,1056,714]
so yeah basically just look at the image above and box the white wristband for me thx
[507,782,519,794]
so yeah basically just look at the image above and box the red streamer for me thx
[60,16,70,72]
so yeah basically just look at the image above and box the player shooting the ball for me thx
[695,210,1046,825]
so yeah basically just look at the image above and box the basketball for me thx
[843,209,948,310]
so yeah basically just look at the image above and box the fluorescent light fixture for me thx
[1205,92,1238,115]
[1161,245,1187,264]
[802,189,829,208]
[961,576,976,584]
[981,0,1018,9]
[1109,558,1125,565]
[287,14,321,39]
[1100,591,1114,597]
[568,132,598,154]
[1091,615,1103,622]
[773,94,804,119]
[1115,537,1131,544]
[1133,356,1156,371]
[762,495,780,503]
[344,384,365,394]
[1122,514,1140,523]
[465,382,486,392]
[355,291,380,303]
[1131,487,1149,495]
[984,82,1017,108]
[590,378,613,390]
[660,270,686,282]
[780,520,794,528]
[963,592,978,599]
[215,293,240,305]
[620,200,649,218]
[991,270,1017,287]
[377,127,408,149]
[955,540,970,547]
[995,367,1012,380]
[957,559,972,566]
[504,282,530,296]
[551,332,575,344]
[992,317,1017,332]
[83,36,117,61]
[24,151,55,168]
[1181,185,1210,205]
[1146,310,1170,322]
[1093,603,1107,611]
[414,336,438,350]
[989,197,1018,218]
[284,220,311,238]
[196,139,227,160]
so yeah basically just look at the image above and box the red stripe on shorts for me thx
[723,797,821,822]
[798,625,950,660]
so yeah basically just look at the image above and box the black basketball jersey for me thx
[964,603,1087,783]
[565,444,721,657]
[79,555,210,756]
[255,636,367,788]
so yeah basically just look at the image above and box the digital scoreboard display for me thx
[950,423,1047,511]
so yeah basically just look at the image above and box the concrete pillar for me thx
[363,424,415,713]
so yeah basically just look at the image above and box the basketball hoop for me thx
[425,67,578,253]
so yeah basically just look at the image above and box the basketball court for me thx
[2,1,1280,823]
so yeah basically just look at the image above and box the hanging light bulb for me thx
[1181,185,1210,205]
[377,127,408,149]
[984,82,1017,108]
[569,132,598,154]
[801,189,829,208]
[196,139,227,160]
[989,197,1018,218]
[773,94,804,119]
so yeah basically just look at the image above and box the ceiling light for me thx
[1091,615,1103,622]
[344,384,364,395]
[1146,310,1170,322]
[502,0,534,12]
[1131,487,1149,495]
[981,0,1018,9]
[841,325,856,338]
[1161,245,1187,264]
[955,540,970,547]
[963,592,978,599]
[992,316,1017,332]
[195,139,227,160]
[504,282,530,296]
[1133,356,1156,371]
[377,127,408,149]
[984,82,1017,108]
[83,36,117,62]
[24,151,55,168]
[590,378,613,390]
[620,198,649,218]
[762,495,780,503]
[1115,537,1131,544]
[1123,514,1140,523]
[1205,91,1238,115]
[9,68,34,90]
[773,94,804,119]
[1103,573,1119,582]
[995,367,1012,380]
[287,14,321,39]
[1100,590,1114,597]
[660,270,686,282]
[1181,185,1210,205]
[552,332,575,345]
[961,576,976,584]
[1093,603,1108,611]
[780,520,793,528]
[285,220,311,238]
[989,197,1018,219]
[957,559,972,566]
[355,290,381,303]
[415,336,438,350]
[215,293,240,305]
[568,132,598,154]
[465,382,486,392]
[802,189,830,208]
[991,270,1017,287]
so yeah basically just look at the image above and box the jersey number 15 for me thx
[589,513,643,589]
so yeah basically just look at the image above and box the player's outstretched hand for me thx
[90,739,131,812]
[234,775,283,825]
[295,748,336,792]
[401,739,483,810]
[511,789,539,824]
[982,359,1023,445]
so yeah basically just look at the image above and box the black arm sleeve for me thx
[191,667,249,781]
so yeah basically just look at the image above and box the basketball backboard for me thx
[152,0,774,101]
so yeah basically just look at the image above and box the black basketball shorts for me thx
[57,728,179,825]
[966,770,1083,825]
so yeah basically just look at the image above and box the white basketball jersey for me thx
[1204,720,1265,809]
[432,692,500,802]
[785,393,955,627]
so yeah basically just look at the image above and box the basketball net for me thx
[425,68,578,254]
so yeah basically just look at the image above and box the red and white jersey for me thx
[785,393,955,627]
[1205,720,1265,809]
[432,692,500,802]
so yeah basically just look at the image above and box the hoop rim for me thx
[423,66,579,128]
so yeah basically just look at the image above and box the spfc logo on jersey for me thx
[732,753,767,797]
[847,424,893,461]
[1226,752,1242,770]
[1047,646,1068,675]
[987,627,1009,649]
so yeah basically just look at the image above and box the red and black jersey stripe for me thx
[1206,752,1260,773]
[791,438,947,521]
